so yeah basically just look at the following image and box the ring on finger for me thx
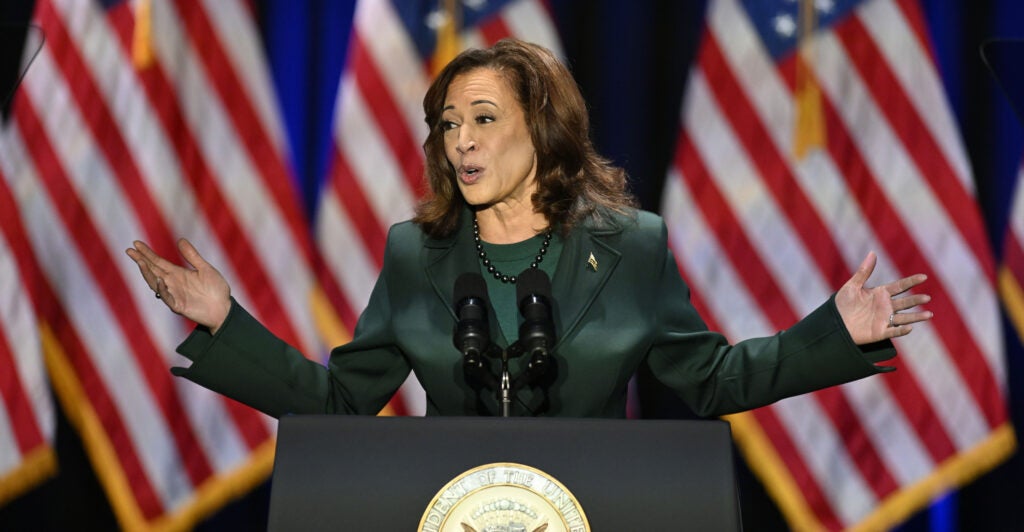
[888,313,896,328]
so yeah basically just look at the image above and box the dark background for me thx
[2,1,1022,529]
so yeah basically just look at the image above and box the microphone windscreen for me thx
[516,268,551,302]
[454,272,488,304]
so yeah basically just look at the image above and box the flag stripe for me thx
[673,137,794,324]
[328,147,388,266]
[171,1,313,262]
[678,100,867,520]
[99,5,279,451]
[4,0,318,526]
[707,0,991,457]
[675,91,898,502]
[50,306,165,520]
[834,14,995,282]
[699,33,848,285]
[313,194,373,332]
[479,14,514,44]
[115,1,302,354]
[28,0,278,511]
[500,0,561,50]
[1,125,166,518]
[871,0,972,186]
[165,0,321,357]
[13,95,216,489]
[724,0,995,456]
[334,74,420,227]
[755,401,843,529]
[35,0,179,271]
[813,58,1006,432]
[350,36,428,195]
[0,177,49,461]
[670,0,1009,527]
[816,93,986,454]
[786,38,981,456]
[811,25,1002,378]
[0,321,44,454]
[816,387,900,498]
[663,173,775,337]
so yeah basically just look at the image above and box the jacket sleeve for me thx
[172,228,411,418]
[643,220,895,417]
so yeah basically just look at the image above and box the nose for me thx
[456,127,476,154]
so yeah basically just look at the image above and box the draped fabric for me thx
[662,0,1014,529]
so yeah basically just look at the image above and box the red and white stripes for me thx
[664,0,1011,529]
[0,165,55,507]
[0,0,327,528]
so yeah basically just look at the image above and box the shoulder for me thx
[584,207,666,243]
[379,219,429,270]
[386,219,424,244]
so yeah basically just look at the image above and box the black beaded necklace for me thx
[473,217,553,284]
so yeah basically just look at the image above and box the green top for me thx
[172,208,895,418]
[479,233,562,342]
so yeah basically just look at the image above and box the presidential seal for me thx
[418,462,590,532]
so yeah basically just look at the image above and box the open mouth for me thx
[459,165,482,184]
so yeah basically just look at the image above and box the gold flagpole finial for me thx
[430,0,462,77]
[793,0,825,160]
[132,0,155,69]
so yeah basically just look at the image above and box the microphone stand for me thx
[499,350,511,417]
[494,343,524,418]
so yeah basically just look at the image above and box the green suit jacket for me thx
[173,209,895,418]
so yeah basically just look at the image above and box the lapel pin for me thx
[587,252,598,272]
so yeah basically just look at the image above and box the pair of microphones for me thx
[452,269,556,402]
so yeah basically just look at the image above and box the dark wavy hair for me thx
[412,38,636,238]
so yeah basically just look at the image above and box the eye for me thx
[440,120,459,131]
[475,115,494,125]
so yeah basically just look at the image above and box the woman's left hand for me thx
[835,251,932,345]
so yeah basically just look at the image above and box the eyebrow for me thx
[443,99,498,111]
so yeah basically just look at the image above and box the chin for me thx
[458,189,489,207]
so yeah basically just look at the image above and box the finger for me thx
[885,324,914,339]
[885,273,928,297]
[131,240,176,274]
[890,310,933,327]
[892,293,931,312]
[155,276,178,310]
[847,251,877,289]
[177,238,211,271]
[126,248,160,291]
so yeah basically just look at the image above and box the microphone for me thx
[453,272,492,375]
[515,268,556,377]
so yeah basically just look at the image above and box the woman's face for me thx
[441,68,538,213]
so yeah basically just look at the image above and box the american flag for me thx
[0,0,562,527]
[1003,163,1024,348]
[0,152,55,507]
[0,0,321,528]
[315,0,562,416]
[663,0,1014,529]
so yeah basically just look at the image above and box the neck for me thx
[474,206,548,244]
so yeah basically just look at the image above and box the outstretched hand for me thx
[836,251,932,345]
[125,239,232,333]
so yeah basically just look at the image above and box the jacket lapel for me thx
[550,223,621,349]
[423,211,624,349]
[424,212,477,323]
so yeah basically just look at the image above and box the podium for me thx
[267,415,741,530]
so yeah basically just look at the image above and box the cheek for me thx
[442,137,457,163]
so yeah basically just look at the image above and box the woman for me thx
[125,39,931,418]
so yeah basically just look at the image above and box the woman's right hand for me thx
[126,238,232,333]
